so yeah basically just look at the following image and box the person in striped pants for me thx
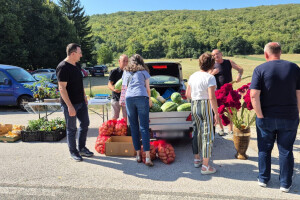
[186,53,220,175]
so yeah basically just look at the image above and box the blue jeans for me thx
[256,117,299,188]
[126,96,150,151]
[62,102,90,153]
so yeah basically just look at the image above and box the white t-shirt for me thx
[188,71,216,100]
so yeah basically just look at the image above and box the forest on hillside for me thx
[89,4,300,59]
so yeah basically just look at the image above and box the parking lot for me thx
[0,110,299,199]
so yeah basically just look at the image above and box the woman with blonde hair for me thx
[186,53,219,174]
[122,54,153,166]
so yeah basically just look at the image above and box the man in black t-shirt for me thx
[250,42,300,192]
[211,49,244,136]
[108,54,128,120]
[56,43,94,162]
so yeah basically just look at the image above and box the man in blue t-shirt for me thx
[250,42,300,193]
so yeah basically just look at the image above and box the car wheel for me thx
[18,95,32,111]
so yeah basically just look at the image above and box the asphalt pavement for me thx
[0,110,299,199]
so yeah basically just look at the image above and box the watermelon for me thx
[156,96,166,104]
[114,79,122,90]
[151,88,160,98]
[161,102,177,112]
[150,97,162,106]
[177,103,191,111]
[171,92,182,104]
[150,103,162,112]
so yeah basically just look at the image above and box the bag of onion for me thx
[95,135,111,154]
[157,141,176,164]
[98,120,117,136]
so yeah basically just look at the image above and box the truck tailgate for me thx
[149,111,192,131]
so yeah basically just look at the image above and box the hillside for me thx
[89,4,300,58]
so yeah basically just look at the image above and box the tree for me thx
[228,36,253,55]
[292,42,300,53]
[0,0,76,69]
[58,0,95,64]
[97,45,113,64]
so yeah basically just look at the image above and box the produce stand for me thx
[24,102,61,119]
[23,96,110,123]
[88,98,110,123]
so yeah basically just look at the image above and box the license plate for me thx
[154,131,184,138]
[97,70,100,72]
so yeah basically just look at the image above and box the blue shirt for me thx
[122,70,150,98]
[250,60,300,119]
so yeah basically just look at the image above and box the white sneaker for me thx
[218,129,225,136]
[280,186,291,193]
[257,179,267,187]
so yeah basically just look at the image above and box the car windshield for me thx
[33,74,52,80]
[7,68,36,82]
[150,75,179,85]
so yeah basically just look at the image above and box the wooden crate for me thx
[0,135,21,143]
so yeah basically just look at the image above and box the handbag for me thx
[119,85,127,106]
[119,72,135,106]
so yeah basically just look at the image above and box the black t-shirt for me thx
[214,59,233,89]
[250,60,300,119]
[56,61,85,104]
[108,67,123,101]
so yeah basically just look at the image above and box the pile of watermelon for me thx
[140,140,176,165]
[150,89,191,112]
[98,118,127,136]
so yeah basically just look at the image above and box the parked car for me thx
[90,66,105,77]
[81,68,89,78]
[33,72,58,84]
[0,64,56,110]
[94,65,108,73]
[32,68,55,74]
[84,67,93,74]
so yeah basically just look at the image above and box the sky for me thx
[53,0,300,16]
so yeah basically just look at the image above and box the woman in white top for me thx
[186,53,219,175]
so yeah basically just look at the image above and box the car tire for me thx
[18,95,32,111]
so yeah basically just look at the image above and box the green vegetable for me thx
[177,103,191,111]
[161,102,177,112]
[150,97,162,106]
[150,103,162,112]
[151,88,160,98]
[171,92,182,104]
[114,79,122,90]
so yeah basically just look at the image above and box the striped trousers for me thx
[191,99,215,158]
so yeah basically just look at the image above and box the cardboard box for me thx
[105,136,136,157]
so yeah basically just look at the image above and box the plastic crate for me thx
[40,130,66,142]
[21,131,41,142]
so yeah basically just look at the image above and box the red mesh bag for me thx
[114,118,127,136]
[157,141,176,164]
[95,135,110,154]
[99,120,117,136]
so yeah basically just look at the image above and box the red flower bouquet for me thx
[216,83,256,130]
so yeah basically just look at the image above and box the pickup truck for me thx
[146,62,193,138]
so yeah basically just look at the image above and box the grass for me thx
[84,54,300,94]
